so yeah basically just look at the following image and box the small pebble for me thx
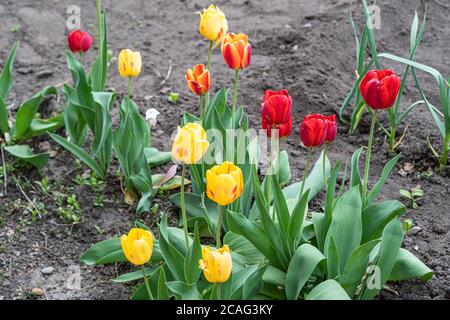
[31,288,44,296]
[41,267,54,275]
[37,70,53,79]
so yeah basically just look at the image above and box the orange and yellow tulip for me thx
[186,64,211,96]
[221,33,251,70]
[206,161,243,206]
[171,123,209,164]
[199,245,232,283]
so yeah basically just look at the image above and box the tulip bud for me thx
[198,4,228,48]
[221,33,252,70]
[360,69,401,110]
[120,228,154,266]
[118,49,142,78]
[206,162,243,206]
[171,123,209,164]
[261,89,293,139]
[300,114,329,148]
[199,245,232,283]
[185,64,211,96]
[67,30,93,53]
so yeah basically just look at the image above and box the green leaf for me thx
[158,215,186,281]
[0,42,19,100]
[324,186,362,272]
[285,244,326,300]
[80,237,125,265]
[361,200,406,243]
[271,174,291,249]
[112,266,156,283]
[90,13,108,92]
[227,210,284,270]
[350,147,364,189]
[340,239,380,297]
[288,190,309,247]
[157,267,170,300]
[366,153,401,206]
[282,150,330,201]
[0,97,9,134]
[305,280,350,300]
[167,281,202,300]
[23,114,65,140]
[326,236,340,280]
[10,86,57,141]
[184,223,202,284]
[144,147,171,167]
[389,248,433,282]
[360,218,403,300]
[49,132,105,179]
[4,145,49,169]
[263,265,286,287]
[224,231,263,264]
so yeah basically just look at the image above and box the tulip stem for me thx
[362,110,377,205]
[126,78,132,113]
[1,144,7,196]
[266,146,272,214]
[322,143,327,190]
[300,147,312,198]
[231,69,239,130]
[216,205,226,248]
[142,267,154,300]
[79,52,84,65]
[180,164,190,249]
[216,283,222,300]
[199,95,204,123]
[205,41,213,113]
[440,132,450,173]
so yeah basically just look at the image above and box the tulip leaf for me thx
[282,150,330,202]
[223,231,263,264]
[312,212,325,252]
[360,218,403,300]
[350,147,364,189]
[389,248,433,282]
[4,145,49,169]
[62,83,88,146]
[324,186,362,273]
[23,114,65,141]
[49,132,106,180]
[361,200,406,243]
[288,188,309,248]
[285,243,326,300]
[80,237,126,265]
[324,162,341,231]
[184,223,202,284]
[10,86,57,141]
[112,266,156,283]
[366,153,401,206]
[144,147,171,167]
[90,13,108,92]
[340,239,380,297]
[227,210,284,270]
[167,281,203,300]
[262,265,287,288]
[0,41,19,101]
[305,280,351,300]
[326,236,340,280]
[0,97,9,135]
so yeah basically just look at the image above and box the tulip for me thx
[300,114,329,148]
[199,245,232,284]
[324,114,337,143]
[206,161,243,207]
[186,64,211,96]
[206,161,243,247]
[120,228,154,266]
[360,69,401,110]
[171,123,209,165]
[261,89,293,139]
[198,4,228,48]
[67,30,93,54]
[221,33,252,70]
[172,123,209,248]
[118,49,142,78]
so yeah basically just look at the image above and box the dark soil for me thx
[0,0,449,300]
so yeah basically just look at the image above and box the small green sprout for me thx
[399,186,424,210]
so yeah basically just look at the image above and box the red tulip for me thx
[261,89,292,138]
[324,114,337,143]
[67,30,94,54]
[360,69,401,110]
[300,114,329,147]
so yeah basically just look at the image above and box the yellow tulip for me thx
[118,49,142,78]
[120,228,153,265]
[199,245,232,283]
[206,161,243,206]
[197,4,228,48]
[171,122,209,164]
